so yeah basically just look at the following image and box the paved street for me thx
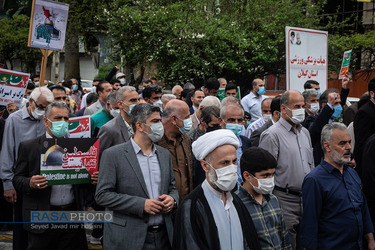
[0,229,102,250]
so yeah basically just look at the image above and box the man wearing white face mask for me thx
[158,99,193,200]
[98,87,140,159]
[96,103,178,250]
[245,97,272,138]
[237,147,292,250]
[259,90,314,250]
[173,129,261,250]
[0,87,53,250]
[301,89,319,129]
[91,92,118,137]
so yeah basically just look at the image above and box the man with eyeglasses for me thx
[0,87,54,250]
[220,104,252,189]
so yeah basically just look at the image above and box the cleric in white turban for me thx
[173,128,261,250]
[192,129,239,161]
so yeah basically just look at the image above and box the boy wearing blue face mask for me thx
[237,147,292,250]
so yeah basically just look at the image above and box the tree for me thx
[103,0,325,89]
[0,14,41,72]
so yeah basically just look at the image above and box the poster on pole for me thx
[68,115,91,138]
[40,138,99,185]
[28,0,69,51]
[0,69,30,107]
[286,27,328,93]
[218,86,241,101]
[339,49,352,79]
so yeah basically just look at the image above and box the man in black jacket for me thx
[354,77,375,177]
[173,129,260,250]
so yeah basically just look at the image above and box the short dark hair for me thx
[319,88,339,107]
[225,83,237,92]
[86,92,98,105]
[96,81,110,95]
[201,106,220,124]
[111,79,121,85]
[204,77,220,90]
[304,80,320,90]
[180,89,190,100]
[142,84,162,99]
[131,103,160,132]
[271,96,281,115]
[27,82,36,90]
[48,85,66,93]
[62,80,73,89]
[240,147,277,178]
[368,77,375,93]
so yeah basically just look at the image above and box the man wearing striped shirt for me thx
[237,147,291,250]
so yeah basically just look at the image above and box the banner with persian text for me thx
[286,27,328,93]
[0,69,30,107]
[40,138,99,185]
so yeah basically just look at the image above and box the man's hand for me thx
[115,66,120,71]
[342,76,350,88]
[159,194,174,213]
[91,171,99,185]
[366,233,375,250]
[327,92,339,107]
[30,175,48,189]
[144,199,164,215]
[4,189,17,203]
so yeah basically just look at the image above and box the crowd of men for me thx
[0,69,375,250]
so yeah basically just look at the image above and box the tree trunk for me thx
[64,25,80,81]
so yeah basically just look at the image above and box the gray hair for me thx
[183,82,195,90]
[161,94,176,103]
[116,86,136,102]
[221,96,238,108]
[45,102,70,119]
[162,105,178,119]
[321,122,348,152]
[199,96,221,109]
[220,104,244,120]
[302,89,318,103]
[131,103,160,132]
[172,85,182,95]
[106,92,117,105]
[30,87,54,103]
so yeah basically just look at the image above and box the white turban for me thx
[192,129,239,161]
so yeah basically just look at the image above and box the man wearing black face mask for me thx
[187,106,222,188]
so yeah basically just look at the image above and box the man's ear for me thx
[201,160,209,173]
[323,142,331,153]
[242,171,251,182]
[136,121,144,133]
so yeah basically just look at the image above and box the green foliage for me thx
[103,0,324,88]
[328,30,375,74]
[0,14,41,70]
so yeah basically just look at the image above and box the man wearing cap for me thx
[173,129,261,250]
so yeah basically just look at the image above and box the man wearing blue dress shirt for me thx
[301,122,375,250]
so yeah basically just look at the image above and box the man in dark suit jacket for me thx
[251,96,281,146]
[12,102,91,250]
[95,103,179,250]
[354,78,375,177]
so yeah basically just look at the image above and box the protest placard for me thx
[339,50,352,79]
[40,138,99,185]
[28,0,69,51]
[218,86,241,101]
[0,69,30,107]
[286,27,328,93]
[68,115,91,138]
